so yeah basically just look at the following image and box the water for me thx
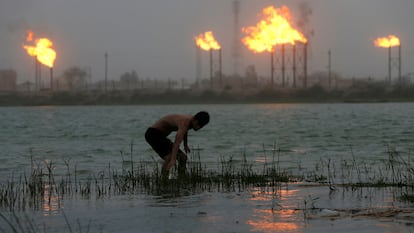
[1,103,413,177]
[27,185,414,233]
[1,103,414,232]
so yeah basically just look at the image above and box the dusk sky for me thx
[1,0,413,84]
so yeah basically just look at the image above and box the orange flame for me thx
[374,35,400,48]
[242,6,307,53]
[194,31,221,51]
[26,30,34,42]
[23,31,56,68]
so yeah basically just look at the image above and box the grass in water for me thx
[1,144,414,213]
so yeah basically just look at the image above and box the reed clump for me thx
[0,152,293,211]
[302,145,414,202]
[1,145,414,212]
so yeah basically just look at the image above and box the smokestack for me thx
[50,67,53,91]
[399,44,402,82]
[232,0,241,76]
[328,49,332,88]
[219,48,222,86]
[388,46,392,85]
[293,44,296,88]
[304,42,308,88]
[105,52,108,92]
[210,49,213,88]
[196,45,201,88]
[282,44,286,87]
[34,56,42,91]
[270,50,274,85]
[36,59,42,91]
[34,57,38,91]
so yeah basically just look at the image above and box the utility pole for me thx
[388,46,391,85]
[293,44,296,88]
[398,44,402,82]
[270,50,274,85]
[196,45,201,88]
[232,0,241,76]
[328,49,332,88]
[105,52,108,92]
[282,44,286,87]
[303,42,308,88]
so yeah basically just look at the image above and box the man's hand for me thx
[166,159,176,170]
[184,145,190,153]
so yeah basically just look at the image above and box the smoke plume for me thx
[297,1,314,38]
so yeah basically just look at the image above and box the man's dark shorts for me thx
[145,127,173,159]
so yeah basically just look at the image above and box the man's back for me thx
[151,114,192,136]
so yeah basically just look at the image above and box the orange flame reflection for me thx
[242,5,307,53]
[247,188,302,232]
[194,31,221,51]
[248,209,300,233]
[23,31,56,68]
[42,184,61,216]
[374,35,400,48]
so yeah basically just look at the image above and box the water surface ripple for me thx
[0,103,413,178]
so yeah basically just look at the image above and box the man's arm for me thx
[183,132,190,153]
[166,122,189,170]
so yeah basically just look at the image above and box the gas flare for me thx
[242,6,307,53]
[23,31,56,68]
[26,31,34,42]
[194,31,221,51]
[374,35,400,48]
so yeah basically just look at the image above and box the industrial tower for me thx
[232,0,242,76]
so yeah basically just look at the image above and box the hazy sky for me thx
[1,0,413,83]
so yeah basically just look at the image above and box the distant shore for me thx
[1,84,414,106]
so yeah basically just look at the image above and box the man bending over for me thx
[145,111,210,174]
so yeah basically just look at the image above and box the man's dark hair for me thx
[194,111,210,127]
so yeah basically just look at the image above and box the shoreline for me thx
[1,89,414,106]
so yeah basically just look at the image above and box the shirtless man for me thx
[145,111,210,174]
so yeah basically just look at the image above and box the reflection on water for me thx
[42,184,61,216]
[258,103,297,114]
[248,187,303,233]
[248,209,301,233]
[3,184,411,233]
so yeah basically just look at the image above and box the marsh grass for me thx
[0,211,38,233]
[305,145,414,189]
[0,149,294,211]
[0,210,99,233]
[1,144,414,212]
[1,147,414,233]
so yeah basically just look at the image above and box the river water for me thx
[1,103,413,177]
[1,103,414,232]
